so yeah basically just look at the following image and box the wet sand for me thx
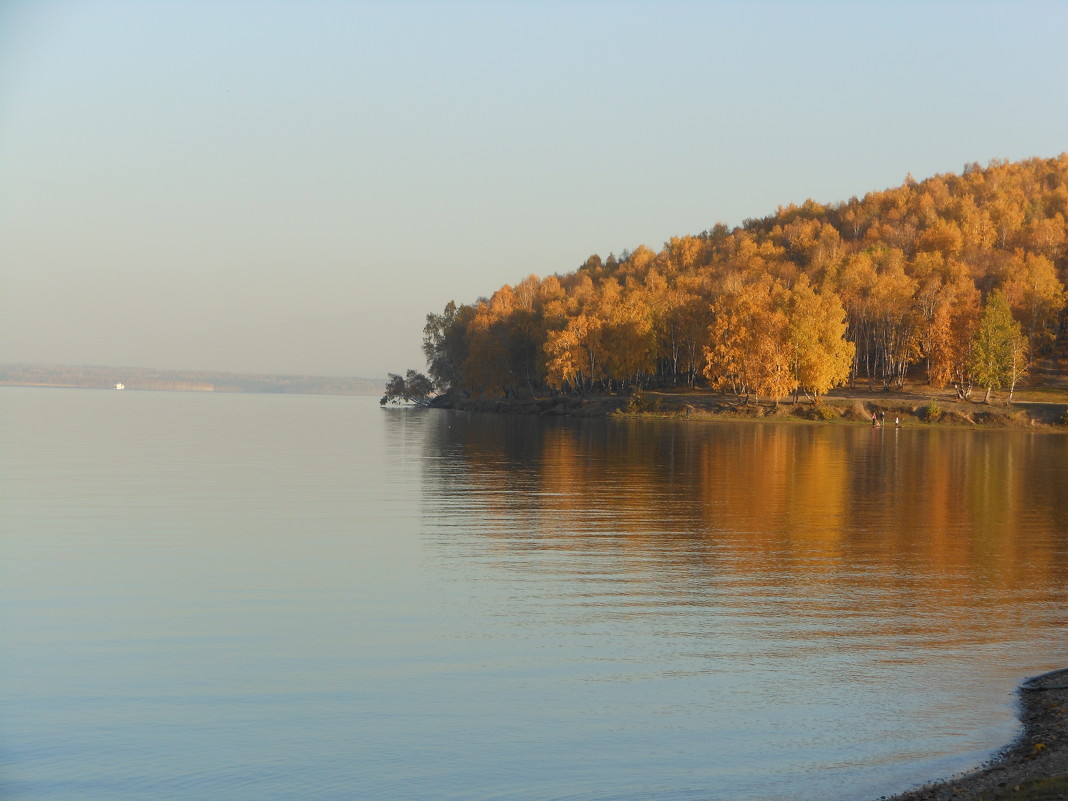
[883,668,1068,801]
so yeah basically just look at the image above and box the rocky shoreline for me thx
[882,668,1068,801]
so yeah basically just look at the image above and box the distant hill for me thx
[0,364,385,396]
[418,154,1067,402]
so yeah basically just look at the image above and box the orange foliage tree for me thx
[411,155,1067,400]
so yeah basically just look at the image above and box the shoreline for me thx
[434,388,1068,432]
[882,668,1068,801]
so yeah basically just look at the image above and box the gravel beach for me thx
[883,668,1068,801]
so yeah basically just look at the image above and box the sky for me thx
[1,1,1066,379]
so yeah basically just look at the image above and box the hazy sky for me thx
[2,1,1066,378]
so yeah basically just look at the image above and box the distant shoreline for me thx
[0,364,385,397]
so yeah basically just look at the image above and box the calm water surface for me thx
[2,388,1066,801]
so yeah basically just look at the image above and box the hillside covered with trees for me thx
[402,156,1068,406]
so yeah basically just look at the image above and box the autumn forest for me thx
[405,156,1068,405]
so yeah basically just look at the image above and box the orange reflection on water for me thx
[423,413,1068,653]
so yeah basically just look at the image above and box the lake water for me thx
[1,388,1066,801]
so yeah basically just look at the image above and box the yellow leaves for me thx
[924,270,980,389]
[424,156,1068,399]
[544,322,584,390]
[513,275,541,311]
[916,219,964,258]
[704,277,789,401]
[538,275,565,307]
[703,276,854,402]
[625,244,657,275]
[665,236,703,273]
[1001,251,1067,347]
[789,277,854,400]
